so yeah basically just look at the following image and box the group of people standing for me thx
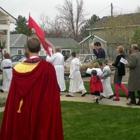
[0,37,140,139]
[89,42,140,105]
[0,41,140,105]
[46,41,140,106]
[46,48,87,97]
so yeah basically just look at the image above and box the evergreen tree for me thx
[11,15,32,36]
[80,14,100,39]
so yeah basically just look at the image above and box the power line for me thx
[114,6,132,13]
[95,5,110,15]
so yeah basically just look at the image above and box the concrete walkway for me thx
[60,92,140,108]
[0,91,140,113]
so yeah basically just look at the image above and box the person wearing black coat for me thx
[112,46,129,101]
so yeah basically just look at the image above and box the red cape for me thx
[0,60,64,140]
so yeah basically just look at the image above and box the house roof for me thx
[3,34,27,47]
[3,34,78,49]
[46,38,78,48]
[0,7,16,24]
[88,13,140,30]
[79,35,106,44]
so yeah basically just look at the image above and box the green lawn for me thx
[0,101,140,140]
[0,98,6,107]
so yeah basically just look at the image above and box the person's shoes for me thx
[108,95,114,99]
[136,103,140,106]
[136,101,140,105]
[94,102,99,104]
[126,94,130,100]
[113,98,120,101]
[81,92,87,97]
[66,94,74,97]
[95,98,99,103]
[99,96,104,100]
[0,89,4,93]
[126,102,136,106]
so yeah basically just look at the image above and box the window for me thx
[61,49,71,60]
[17,49,23,55]
[11,55,24,62]
[85,55,96,62]
[61,49,71,56]
[62,49,71,61]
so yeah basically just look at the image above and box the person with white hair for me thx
[46,46,66,92]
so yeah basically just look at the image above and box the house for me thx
[79,13,140,60]
[46,38,78,59]
[0,7,16,53]
[3,34,27,55]
[3,34,78,59]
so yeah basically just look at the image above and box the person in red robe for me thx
[90,70,103,104]
[0,37,64,140]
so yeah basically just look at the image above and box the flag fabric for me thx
[28,16,52,56]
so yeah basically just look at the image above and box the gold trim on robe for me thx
[14,62,40,73]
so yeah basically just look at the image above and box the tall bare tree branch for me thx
[56,0,87,41]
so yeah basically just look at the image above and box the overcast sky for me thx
[1,0,140,30]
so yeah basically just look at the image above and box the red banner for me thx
[28,16,52,56]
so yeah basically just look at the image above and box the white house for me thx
[0,7,16,53]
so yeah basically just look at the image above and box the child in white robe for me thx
[100,60,114,99]
[66,52,87,97]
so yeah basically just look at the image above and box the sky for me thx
[1,0,140,31]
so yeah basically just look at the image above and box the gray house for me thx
[3,34,27,55]
[46,38,78,59]
[3,34,78,59]
[80,13,140,60]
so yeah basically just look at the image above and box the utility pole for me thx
[111,3,113,17]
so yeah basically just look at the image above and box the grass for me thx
[0,101,140,140]
[0,98,6,107]
[62,102,140,140]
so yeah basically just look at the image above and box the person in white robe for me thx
[0,53,12,92]
[46,46,66,92]
[100,60,114,98]
[86,62,103,76]
[66,52,87,97]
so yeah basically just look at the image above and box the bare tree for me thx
[39,13,67,38]
[56,0,87,41]
[39,13,50,31]
[46,18,67,38]
[135,6,140,13]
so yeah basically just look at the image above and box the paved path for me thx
[60,92,140,108]
[0,91,140,113]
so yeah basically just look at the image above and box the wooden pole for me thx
[26,13,30,43]
[111,3,113,17]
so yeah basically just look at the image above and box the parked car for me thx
[64,54,96,76]
[11,55,47,67]
[10,54,24,67]
[11,54,24,62]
